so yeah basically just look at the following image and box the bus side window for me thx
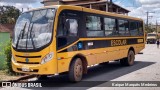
[104,18,116,36]
[118,20,130,36]
[86,15,104,37]
[130,21,139,36]
[138,22,144,36]
[57,16,66,36]
[67,19,78,36]
[125,21,130,36]
[118,20,126,36]
[57,17,78,36]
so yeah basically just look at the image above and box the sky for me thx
[0,0,160,25]
[113,0,160,25]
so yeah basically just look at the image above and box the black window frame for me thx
[62,11,144,39]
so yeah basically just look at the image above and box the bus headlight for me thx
[12,55,16,63]
[41,52,54,64]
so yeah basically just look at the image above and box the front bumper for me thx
[12,59,57,75]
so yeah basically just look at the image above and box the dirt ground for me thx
[0,70,20,81]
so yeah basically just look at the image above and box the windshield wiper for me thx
[16,22,27,49]
[29,23,36,49]
[26,23,36,50]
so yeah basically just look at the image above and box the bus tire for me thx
[120,50,135,66]
[69,58,83,82]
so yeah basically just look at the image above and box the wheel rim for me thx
[74,58,83,81]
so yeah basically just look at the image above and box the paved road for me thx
[1,44,160,90]
[89,44,160,90]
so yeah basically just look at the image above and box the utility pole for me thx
[146,11,155,28]
[156,20,158,34]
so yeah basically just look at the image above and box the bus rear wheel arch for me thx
[120,48,135,66]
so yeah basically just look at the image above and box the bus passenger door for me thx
[56,11,80,73]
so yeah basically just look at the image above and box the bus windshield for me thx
[12,8,55,50]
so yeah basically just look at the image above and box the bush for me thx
[0,43,6,70]
[4,41,20,75]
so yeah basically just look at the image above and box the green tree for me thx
[0,6,21,24]
[145,25,155,33]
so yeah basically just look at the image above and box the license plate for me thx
[22,66,30,72]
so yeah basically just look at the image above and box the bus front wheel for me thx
[120,50,135,66]
[69,58,83,82]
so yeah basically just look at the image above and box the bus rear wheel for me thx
[69,58,83,82]
[120,50,135,66]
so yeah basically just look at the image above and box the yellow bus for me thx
[12,5,145,82]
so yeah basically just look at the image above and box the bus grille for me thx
[17,61,40,64]
[15,55,41,58]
